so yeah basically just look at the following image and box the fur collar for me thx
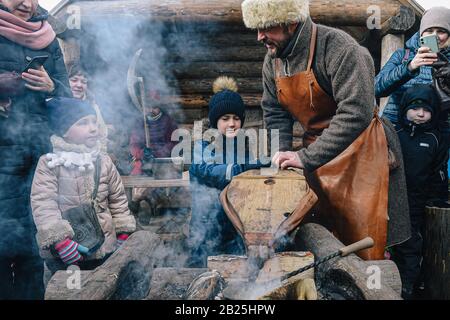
[46,135,101,172]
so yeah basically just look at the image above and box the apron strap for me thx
[307,23,318,72]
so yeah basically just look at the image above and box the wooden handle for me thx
[339,237,374,257]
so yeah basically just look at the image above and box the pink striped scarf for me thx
[0,9,55,50]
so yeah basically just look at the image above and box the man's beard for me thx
[263,37,291,59]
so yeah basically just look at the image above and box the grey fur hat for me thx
[241,0,310,29]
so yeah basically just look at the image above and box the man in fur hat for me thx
[241,0,411,260]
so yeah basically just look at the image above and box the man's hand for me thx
[272,151,304,169]
[22,66,55,93]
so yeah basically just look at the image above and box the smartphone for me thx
[420,34,440,53]
[22,55,49,72]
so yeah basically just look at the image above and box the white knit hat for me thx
[241,0,310,30]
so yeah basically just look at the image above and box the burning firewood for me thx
[185,270,225,300]
[257,277,318,300]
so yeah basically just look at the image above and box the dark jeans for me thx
[391,209,425,294]
[0,254,44,300]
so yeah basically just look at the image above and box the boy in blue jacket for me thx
[187,77,264,267]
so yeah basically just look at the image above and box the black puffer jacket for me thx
[397,85,448,221]
[0,6,71,256]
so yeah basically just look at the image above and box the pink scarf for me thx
[0,9,55,50]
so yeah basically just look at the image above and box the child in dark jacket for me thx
[392,84,449,299]
[187,77,265,267]
[129,91,179,176]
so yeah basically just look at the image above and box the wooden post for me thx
[380,34,404,114]
[57,37,80,67]
[423,207,450,300]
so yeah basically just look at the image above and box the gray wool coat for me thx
[260,17,411,247]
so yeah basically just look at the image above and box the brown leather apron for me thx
[275,23,389,260]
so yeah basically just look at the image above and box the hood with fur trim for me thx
[241,0,310,29]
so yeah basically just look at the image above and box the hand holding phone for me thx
[21,55,55,93]
[420,34,440,53]
[408,46,439,72]
[22,55,49,73]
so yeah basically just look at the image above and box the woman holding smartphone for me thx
[0,0,71,299]
[375,6,450,127]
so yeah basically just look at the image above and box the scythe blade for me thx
[127,48,144,113]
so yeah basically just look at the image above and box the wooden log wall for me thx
[57,0,415,150]
[62,0,405,26]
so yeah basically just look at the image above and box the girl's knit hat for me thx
[208,76,245,128]
[47,97,97,136]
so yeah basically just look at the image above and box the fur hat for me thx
[241,0,310,29]
[208,77,245,129]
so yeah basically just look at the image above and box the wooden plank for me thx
[121,172,190,188]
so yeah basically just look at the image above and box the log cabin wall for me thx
[53,0,422,150]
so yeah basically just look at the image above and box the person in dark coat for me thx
[392,84,449,299]
[128,90,178,176]
[0,0,71,299]
[187,77,264,267]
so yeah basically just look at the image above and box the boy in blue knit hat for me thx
[30,97,135,275]
[187,77,265,267]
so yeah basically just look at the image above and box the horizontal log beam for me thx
[169,62,262,79]
[167,47,266,62]
[121,174,190,188]
[173,77,262,94]
[58,0,403,26]
[165,94,262,109]
[165,32,261,48]
[380,5,416,36]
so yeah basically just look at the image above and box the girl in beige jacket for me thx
[31,97,136,273]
